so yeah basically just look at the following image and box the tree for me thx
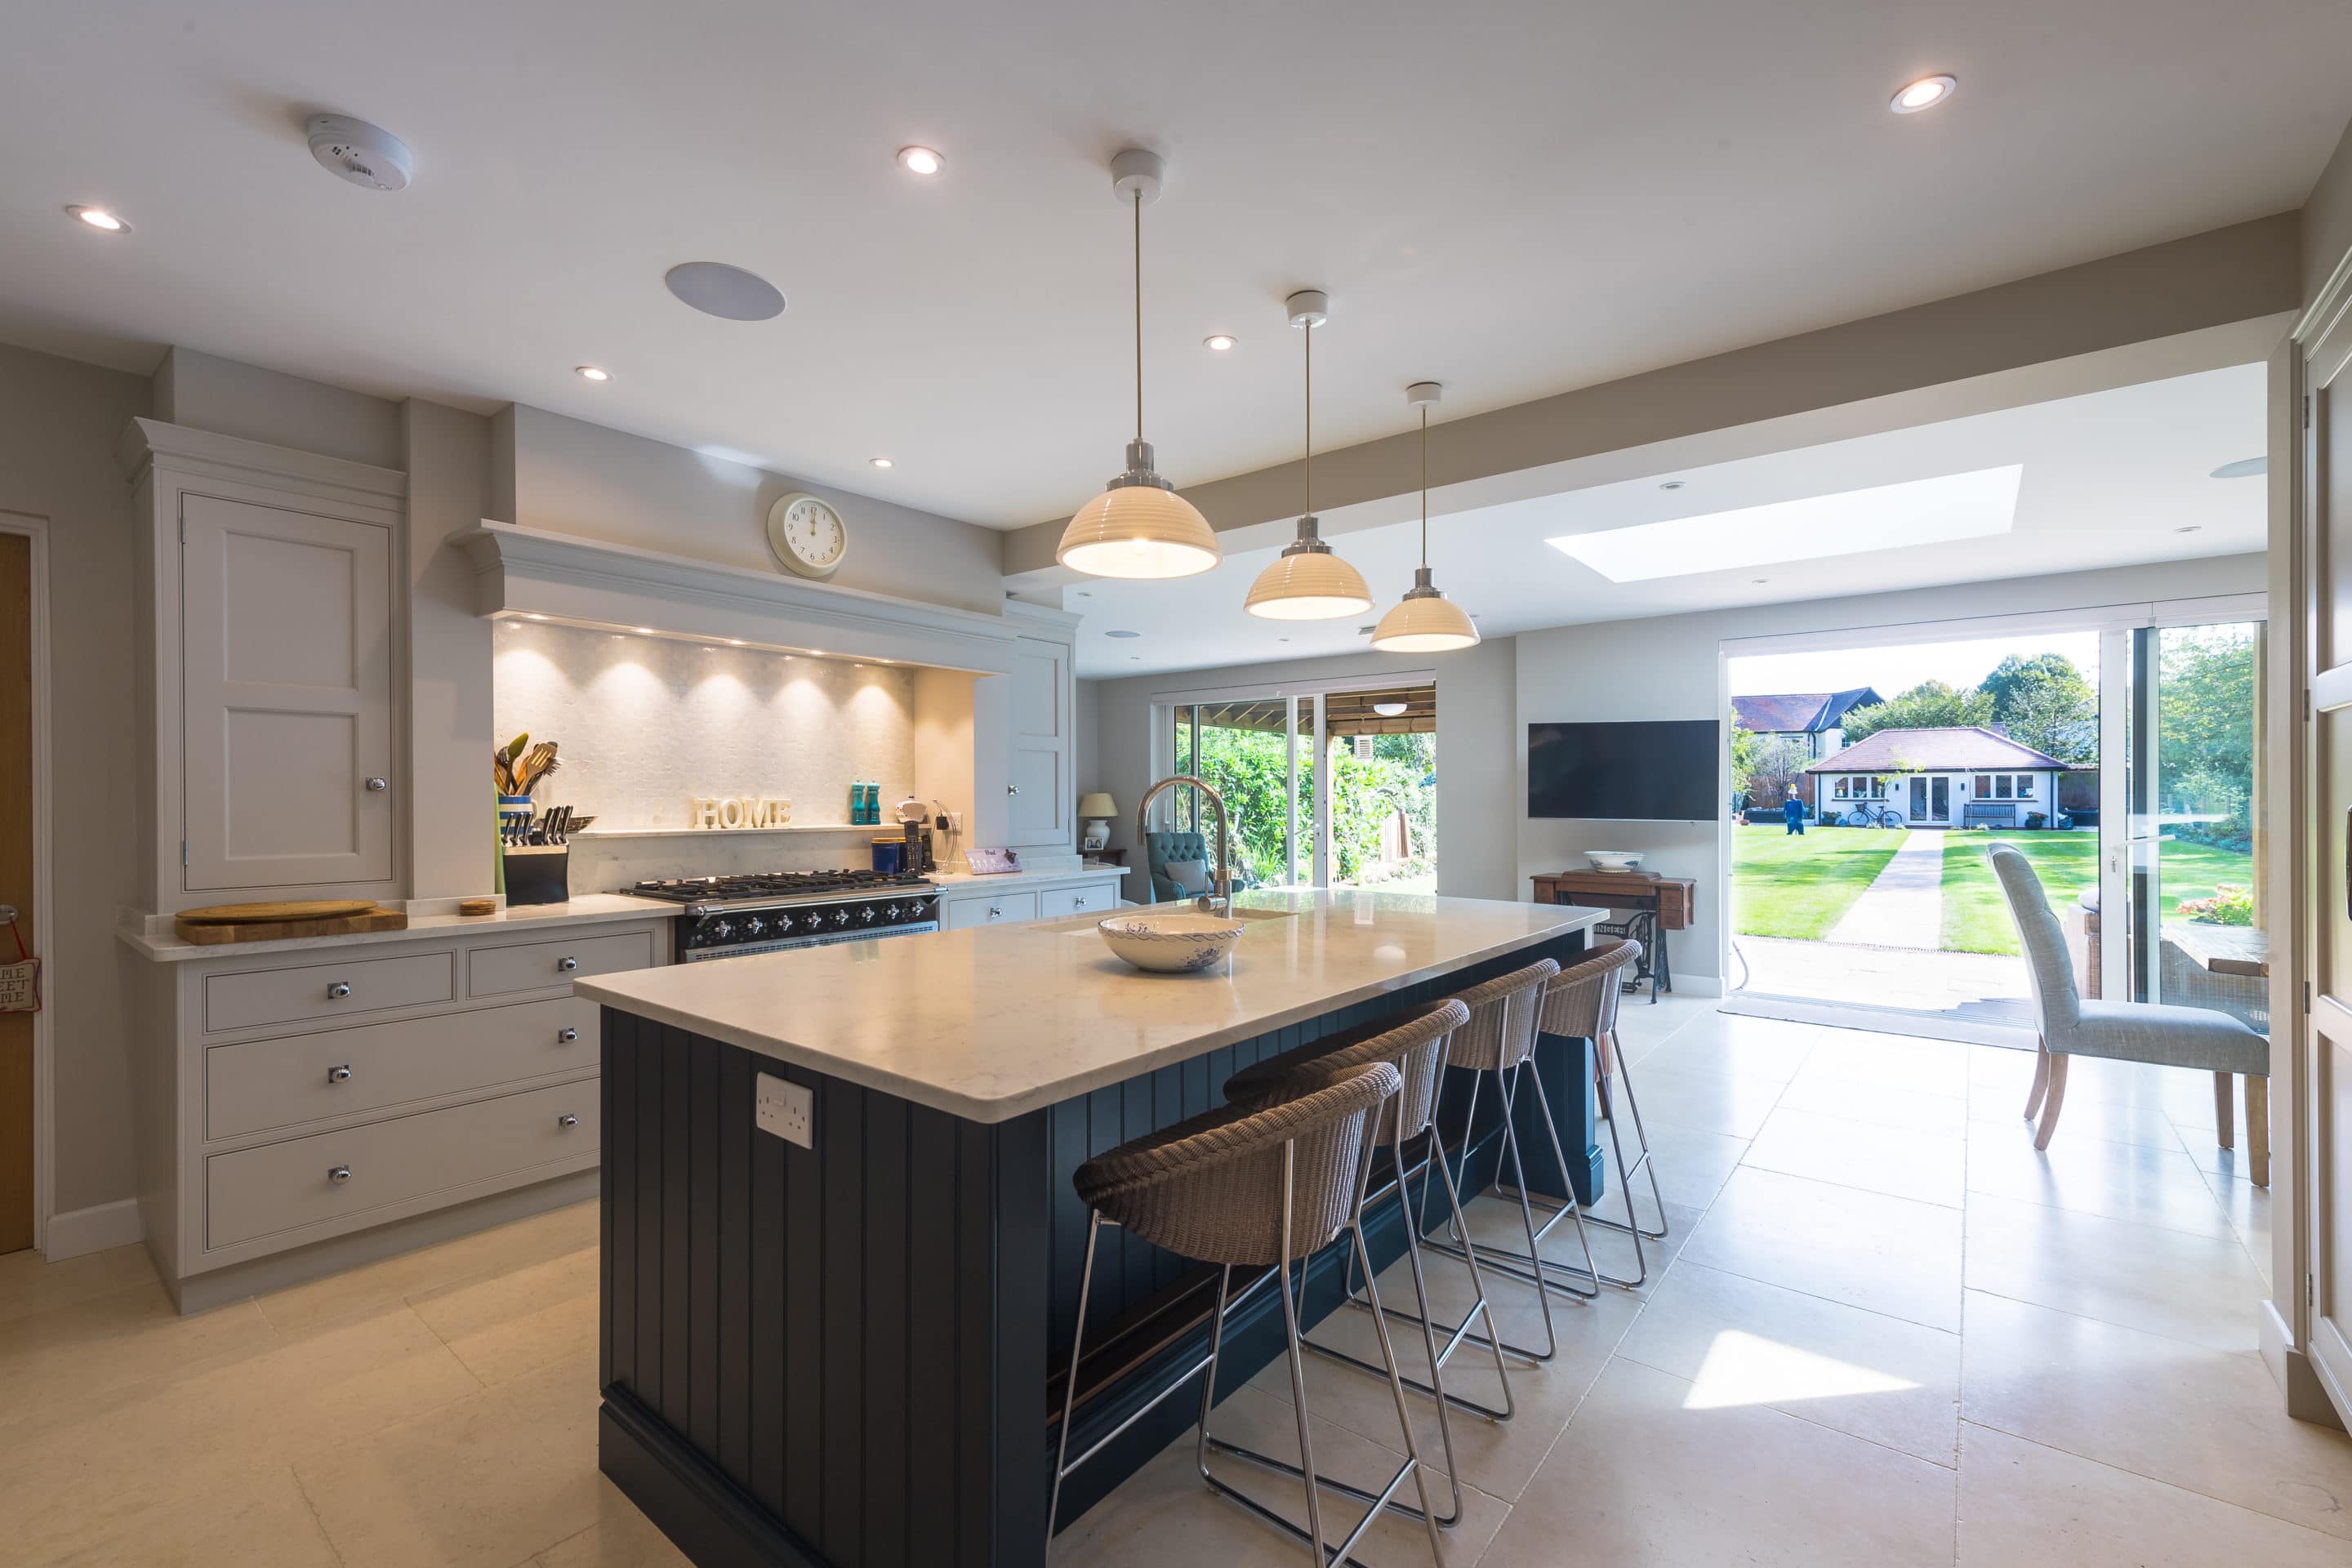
[1980,652,2096,764]
[2158,626,2256,832]
[1741,733,1812,805]
[1840,680,1994,743]
[1730,707,1761,801]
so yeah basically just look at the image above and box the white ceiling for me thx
[1067,363,2266,675]
[1,2,2345,530]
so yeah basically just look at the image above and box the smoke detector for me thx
[307,115,414,192]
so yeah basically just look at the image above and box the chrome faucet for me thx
[1135,775,1232,913]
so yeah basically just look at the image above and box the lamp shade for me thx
[1370,568,1480,652]
[1057,442,1220,579]
[1076,793,1118,818]
[1244,516,1371,619]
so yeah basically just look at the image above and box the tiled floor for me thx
[0,998,2342,1566]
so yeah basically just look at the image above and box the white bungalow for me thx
[1802,726,2071,828]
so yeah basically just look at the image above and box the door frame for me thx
[0,510,54,1255]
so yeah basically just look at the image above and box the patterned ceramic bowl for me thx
[1584,850,1644,872]
[1096,910,1245,973]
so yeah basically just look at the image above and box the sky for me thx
[1728,630,2101,700]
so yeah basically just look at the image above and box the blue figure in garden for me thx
[1784,789,1806,836]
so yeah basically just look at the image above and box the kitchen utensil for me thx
[1095,910,1245,973]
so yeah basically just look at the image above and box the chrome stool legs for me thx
[1575,1027,1668,1286]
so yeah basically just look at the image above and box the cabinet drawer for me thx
[467,928,656,999]
[205,1081,600,1250]
[205,996,599,1141]
[943,890,1038,929]
[203,950,456,1034]
[1040,884,1111,920]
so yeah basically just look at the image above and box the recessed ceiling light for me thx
[1204,334,1237,352]
[808,648,823,656]
[869,457,893,469]
[2209,457,2266,479]
[1891,74,1957,114]
[897,146,945,176]
[666,261,786,321]
[1658,479,1686,491]
[576,365,611,382]
[67,205,127,232]
[1104,629,1141,639]
[1129,655,1142,661]
[2176,525,2203,534]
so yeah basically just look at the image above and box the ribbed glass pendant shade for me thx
[1245,515,1371,618]
[1057,439,1221,578]
[1370,566,1480,651]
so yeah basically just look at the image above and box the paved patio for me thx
[1734,934,2036,1031]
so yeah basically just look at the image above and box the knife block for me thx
[503,844,571,907]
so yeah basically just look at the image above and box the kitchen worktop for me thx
[116,892,678,962]
[577,889,1600,1121]
[925,863,1129,891]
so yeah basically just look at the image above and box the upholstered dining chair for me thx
[1986,843,2270,1184]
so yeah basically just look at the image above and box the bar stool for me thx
[1416,956,1605,1363]
[1534,940,1667,1286]
[1221,998,1508,1530]
[1048,1061,1441,1567]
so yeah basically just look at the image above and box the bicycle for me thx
[1842,800,1909,829]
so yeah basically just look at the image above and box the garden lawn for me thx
[1731,824,1909,941]
[1938,831,2256,955]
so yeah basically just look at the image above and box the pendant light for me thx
[1245,290,1372,619]
[1056,149,1221,579]
[1370,381,1480,652]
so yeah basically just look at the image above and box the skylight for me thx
[1547,464,2023,582]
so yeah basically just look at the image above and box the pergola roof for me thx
[1187,685,1436,737]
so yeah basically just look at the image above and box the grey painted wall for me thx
[2303,114,2352,305]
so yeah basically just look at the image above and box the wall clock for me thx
[765,492,849,580]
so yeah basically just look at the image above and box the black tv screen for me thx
[1528,720,1720,821]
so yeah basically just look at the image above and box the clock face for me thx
[765,492,848,579]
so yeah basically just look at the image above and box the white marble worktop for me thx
[118,893,679,962]
[926,864,1129,893]
[576,889,1601,1122]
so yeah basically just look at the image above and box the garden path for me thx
[1825,828,1944,949]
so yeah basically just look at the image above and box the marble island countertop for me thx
[576,889,1602,1122]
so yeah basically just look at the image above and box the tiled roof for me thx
[1804,726,2070,773]
[1733,688,1882,733]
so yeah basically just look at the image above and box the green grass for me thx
[1731,823,1909,940]
[1937,831,2255,955]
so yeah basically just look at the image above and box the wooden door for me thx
[180,494,394,891]
[2307,292,2352,1423]
[0,532,30,1253]
[1006,635,1068,846]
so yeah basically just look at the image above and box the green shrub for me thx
[2176,884,2254,926]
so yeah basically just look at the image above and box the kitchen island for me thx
[577,889,1606,1568]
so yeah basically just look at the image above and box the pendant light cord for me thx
[1133,192,1143,443]
[1303,318,1312,517]
[1419,407,1429,566]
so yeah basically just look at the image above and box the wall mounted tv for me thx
[1527,719,1720,821]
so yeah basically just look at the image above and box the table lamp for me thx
[1077,793,1117,852]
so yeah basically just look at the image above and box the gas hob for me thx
[630,870,939,960]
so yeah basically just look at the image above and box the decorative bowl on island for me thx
[1584,850,1644,872]
[1097,910,1245,973]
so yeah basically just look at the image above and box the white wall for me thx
[1516,552,2267,988]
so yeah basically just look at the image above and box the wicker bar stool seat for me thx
[1535,940,1666,1285]
[1415,956,1610,1362]
[1218,999,1507,1530]
[1050,1062,1442,1566]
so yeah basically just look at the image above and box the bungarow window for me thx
[1996,777,2013,798]
[2016,774,2034,795]
[1834,778,1851,799]
[1976,774,1992,795]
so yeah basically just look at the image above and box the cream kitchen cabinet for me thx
[932,866,1127,931]
[1003,604,1078,850]
[122,419,407,911]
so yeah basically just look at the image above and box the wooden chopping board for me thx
[174,900,410,946]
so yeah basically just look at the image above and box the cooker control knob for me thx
[744,916,766,938]
[884,904,900,920]
[832,907,853,927]
[858,905,879,924]
[708,919,734,943]
[773,912,795,933]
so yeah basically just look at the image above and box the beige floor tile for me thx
[2178,1124,2271,1184]
[1626,1063,1788,1139]
[1793,1031,1972,1098]
[0,1280,278,1438]
[1456,1189,1700,1298]
[256,1198,599,1338]
[1481,1357,1957,1568]
[1776,1071,1973,1137]
[534,1480,691,1567]
[1247,1253,1642,1503]
[1959,1290,2352,1541]
[295,1349,603,1567]
[1061,1382,1508,1568]
[2201,1169,2275,1286]
[411,1241,599,1386]
[1743,1105,1967,1208]
[1965,1120,2237,1239]
[1616,1260,1962,1467]
[0,1241,159,1326]
[1964,1076,2191,1148]
[1957,1421,2352,1566]
[9,1451,342,1567]
[1962,1191,2267,1352]
[1681,1166,1965,1331]
[1607,996,1721,1063]
[1616,1116,1748,1214]
[1630,1012,1824,1082]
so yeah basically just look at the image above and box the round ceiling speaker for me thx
[306,115,414,192]
[665,261,787,321]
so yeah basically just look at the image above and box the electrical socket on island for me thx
[755,1072,813,1148]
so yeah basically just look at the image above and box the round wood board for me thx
[176,899,378,925]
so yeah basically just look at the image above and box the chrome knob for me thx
[858,906,877,924]
[1073,897,1089,910]
[833,909,851,926]
[557,1114,580,1129]
[556,955,579,972]
[557,1027,579,1044]
[884,904,900,920]
[327,982,352,1000]
[987,904,1003,918]
[365,776,389,792]
[774,912,795,933]
[744,916,766,937]
[326,1063,353,1085]
[327,1165,352,1184]
[709,920,734,942]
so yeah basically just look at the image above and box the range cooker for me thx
[629,870,939,961]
